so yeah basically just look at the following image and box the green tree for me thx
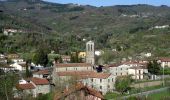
[0,73,19,100]
[32,49,49,66]
[115,75,132,94]
[25,60,32,78]
[147,60,160,75]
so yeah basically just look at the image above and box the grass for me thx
[104,85,165,99]
[104,92,121,100]
[147,90,170,100]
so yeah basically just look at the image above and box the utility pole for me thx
[163,66,165,86]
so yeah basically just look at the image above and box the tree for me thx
[147,60,160,75]
[115,75,132,94]
[32,49,49,66]
[25,60,32,78]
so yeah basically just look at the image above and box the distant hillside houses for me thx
[3,28,23,36]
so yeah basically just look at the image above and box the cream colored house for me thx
[158,57,170,68]
[108,64,131,76]
[128,66,148,80]
[82,73,116,94]
[54,63,93,72]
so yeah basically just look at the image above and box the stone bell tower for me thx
[86,41,95,65]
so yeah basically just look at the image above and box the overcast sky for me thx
[43,0,170,7]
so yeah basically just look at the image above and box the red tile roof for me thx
[33,70,49,75]
[54,83,104,100]
[16,83,35,90]
[29,77,49,85]
[55,63,91,67]
[159,57,170,62]
[57,71,111,79]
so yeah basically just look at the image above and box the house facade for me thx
[82,73,116,94]
[128,66,147,80]
[158,57,170,68]
[16,78,50,98]
[54,63,93,72]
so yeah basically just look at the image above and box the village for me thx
[0,40,170,100]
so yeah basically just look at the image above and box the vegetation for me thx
[32,49,49,66]
[0,73,19,100]
[115,75,132,94]
[0,0,170,60]
[147,60,161,75]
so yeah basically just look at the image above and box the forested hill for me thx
[0,0,170,58]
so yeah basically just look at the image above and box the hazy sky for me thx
[43,0,170,7]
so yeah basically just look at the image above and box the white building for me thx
[82,73,116,94]
[108,63,132,76]
[128,66,148,80]
[158,57,170,68]
[10,62,28,71]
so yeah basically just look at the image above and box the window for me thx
[66,68,67,71]
[121,68,122,70]
[112,78,114,82]
[100,86,102,89]
[91,79,93,82]
[91,44,93,51]
[107,85,110,89]
[121,73,122,75]
[139,70,141,74]
[116,73,117,75]
[127,72,128,75]
[100,79,102,83]
[88,44,90,51]
[108,79,110,82]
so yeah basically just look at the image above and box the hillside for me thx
[0,0,170,60]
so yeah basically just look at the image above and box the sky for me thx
[43,0,170,7]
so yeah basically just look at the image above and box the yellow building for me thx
[78,52,86,59]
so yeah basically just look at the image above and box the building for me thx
[86,41,95,65]
[15,80,36,97]
[108,63,131,76]
[78,52,86,59]
[28,77,50,96]
[54,63,93,72]
[56,71,116,95]
[10,62,28,71]
[128,66,148,80]
[54,83,104,100]
[158,57,170,68]
[82,73,116,94]
[33,69,50,79]
[16,78,50,98]
[61,55,71,63]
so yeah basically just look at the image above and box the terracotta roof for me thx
[55,63,91,67]
[57,71,111,79]
[54,83,104,100]
[16,83,35,90]
[159,57,170,62]
[108,63,122,67]
[33,70,49,75]
[28,77,49,85]
[122,61,139,65]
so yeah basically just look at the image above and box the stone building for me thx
[86,41,95,65]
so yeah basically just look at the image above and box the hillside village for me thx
[0,0,170,100]
[0,40,170,100]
